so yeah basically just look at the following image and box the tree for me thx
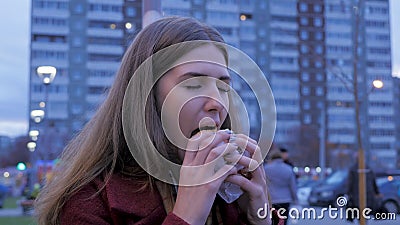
[0,135,31,168]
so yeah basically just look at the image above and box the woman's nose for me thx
[203,85,228,112]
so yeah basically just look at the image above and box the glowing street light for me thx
[125,22,132,29]
[29,130,39,141]
[30,110,45,123]
[36,66,57,85]
[27,141,37,152]
[372,79,383,89]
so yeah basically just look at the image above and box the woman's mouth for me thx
[190,125,218,138]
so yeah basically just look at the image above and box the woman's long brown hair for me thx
[34,17,228,225]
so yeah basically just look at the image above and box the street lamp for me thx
[27,141,36,152]
[35,65,57,184]
[29,130,39,142]
[30,110,45,123]
[36,66,57,85]
[372,79,383,90]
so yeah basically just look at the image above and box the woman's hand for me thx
[172,130,239,225]
[225,134,272,225]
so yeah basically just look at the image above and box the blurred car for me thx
[377,176,400,214]
[308,170,349,207]
[0,183,9,208]
[297,178,323,206]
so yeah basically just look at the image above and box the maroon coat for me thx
[60,173,251,224]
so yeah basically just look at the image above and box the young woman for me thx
[35,16,279,225]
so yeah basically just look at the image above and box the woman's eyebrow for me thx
[179,72,231,81]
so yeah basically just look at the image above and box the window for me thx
[33,17,67,26]
[89,4,122,13]
[316,73,324,81]
[300,3,308,12]
[314,4,322,12]
[34,1,68,10]
[72,37,82,47]
[258,56,267,65]
[88,37,122,45]
[72,53,83,63]
[365,20,388,28]
[73,3,83,13]
[303,114,311,124]
[216,27,233,35]
[89,54,120,62]
[72,121,84,132]
[303,100,310,110]
[258,28,266,37]
[300,17,308,26]
[370,143,391,149]
[313,17,322,27]
[89,70,115,77]
[302,86,310,95]
[71,71,83,81]
[316,87,324,96]
[33,35,67,43]
[301,72,310,81]
[194,11,203,20]
[300,31,309,40]
[73,21,83,30]
[72,87,83,97]
[88,86,107,95]
[368,48,390,55]
[315,60,323,68]
[71,104,83,115]
[259,43,266,51]
[314,31,323,41]
[300,44,309,53]
[315,45,323,54]
[301,59,309,67]
[126,7,136,17]
[32,50,67,60]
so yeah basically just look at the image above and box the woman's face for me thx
[156,45,230,150]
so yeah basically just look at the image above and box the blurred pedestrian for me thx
[346,161,380,221]
[264,151,297,225]
[279,148,294,168]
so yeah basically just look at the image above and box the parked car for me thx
[297,178,323,206]
[378,176,400,214]
[308,170,348,207]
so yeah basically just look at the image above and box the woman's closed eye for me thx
[185,84,202,90]
[217,82,230,92]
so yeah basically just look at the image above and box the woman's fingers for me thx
[224,152,259,171]
[184,130,231,165]
[194,130,231,163]
[225,174,263,198]
[230,134,263,171]
[203,142,237,164]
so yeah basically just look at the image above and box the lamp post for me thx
[35,65,57,183]
[29,130,39,142]
[30,110,44,124]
